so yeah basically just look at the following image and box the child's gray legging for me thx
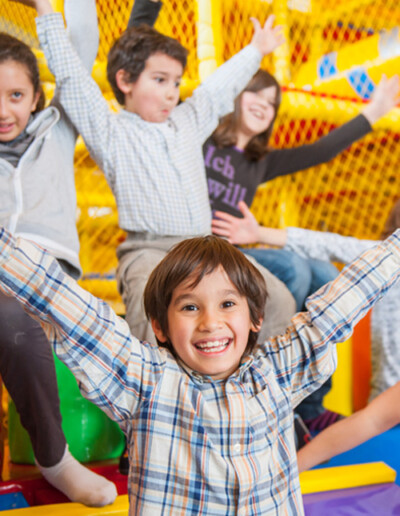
[0,259,74,467]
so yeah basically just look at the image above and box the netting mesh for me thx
[0,0,399,309]
[95,0,198,81]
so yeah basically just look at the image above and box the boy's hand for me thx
[362,74,400,124]
[250,15,285,56]
[9,0,53,16]
[212,201,261,245]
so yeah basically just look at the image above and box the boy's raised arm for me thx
[180,15,284,143]
[0,228,161,425]
[260,229,400,406]
[9,0,99,71]
[10,0,115,174]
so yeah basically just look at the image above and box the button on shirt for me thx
[1,228,400,514]
[36,14,262,236]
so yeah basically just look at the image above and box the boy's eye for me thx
[182,304,198,312]
[11,92,22,100]
[222,300,235,309]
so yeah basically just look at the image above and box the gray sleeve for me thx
[128,0,162,28]
[285,227,379,264]
[64,0,99,72]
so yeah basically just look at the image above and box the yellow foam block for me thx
[300,462,396,494]
[323,337,353,417]
[0,495,129,516]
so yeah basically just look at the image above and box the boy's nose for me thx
[166,87,176,101]
[198,310,222,332]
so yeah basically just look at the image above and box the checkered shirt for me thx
[36,14,262,236]
[1,228,400,513]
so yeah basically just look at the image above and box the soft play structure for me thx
[0,0,400,512]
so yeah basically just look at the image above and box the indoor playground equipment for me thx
[0,0,400,512]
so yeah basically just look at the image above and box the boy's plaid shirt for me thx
[286,227,400,400]
[1,228,400,514]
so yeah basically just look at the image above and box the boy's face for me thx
[117,53,182,123]
[152,266,260,380]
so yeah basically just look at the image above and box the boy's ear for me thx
[251,318,263,334]
[151,319,168,343]
[115,69,133,94]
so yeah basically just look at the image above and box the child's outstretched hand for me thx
[9,0,53,16]
[362,74,400,124]
[212,201,261,245]
[250,15,285,56]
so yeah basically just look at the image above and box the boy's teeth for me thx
[195,339,229,351]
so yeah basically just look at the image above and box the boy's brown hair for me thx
[107,24,188,105]
[144,235,267,354]
[212,69,281,161]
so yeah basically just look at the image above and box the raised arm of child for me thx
[228,222,400,409]
[362,74,400,124]
[173,14,284,144]
[0,228,161,428]
[10,0,117,175]
[297,382,400,472]
[128,0,162,28]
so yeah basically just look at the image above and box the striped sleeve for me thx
[0,228,164,426]
[258,230,400,406]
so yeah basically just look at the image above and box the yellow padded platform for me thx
[299,462,396,495]
[1,464,395,513]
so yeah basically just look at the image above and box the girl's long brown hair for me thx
[211,69,281,161]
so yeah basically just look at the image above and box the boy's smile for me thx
[152,266,260,380]
[117,53,182,123]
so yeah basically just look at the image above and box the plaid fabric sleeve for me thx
[257,230,400,406]
[0,228,163,425]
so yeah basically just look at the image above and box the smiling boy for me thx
[1,227,400,514]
